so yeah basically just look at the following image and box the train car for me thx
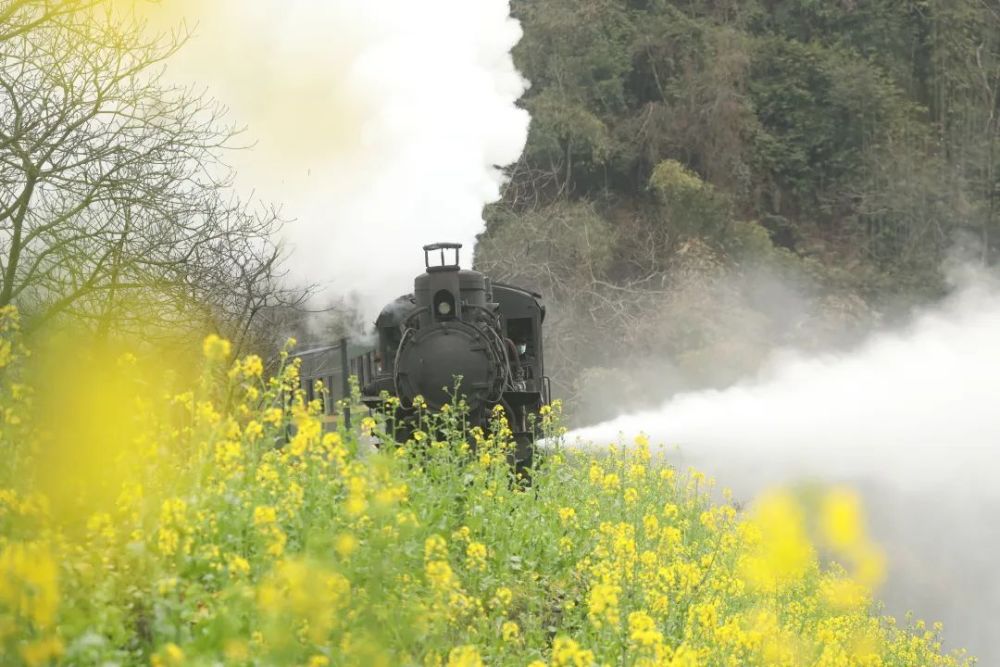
[295,339,377,430]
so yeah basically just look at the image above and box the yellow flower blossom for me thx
[426,560,458,594]
[465,541,487,571]
[551,637,595,667]
[0,541,59,628]
[19,636,64,666]
[253,505,277,527]
[227,555,251,577]
[151,642,185,667]
[821,487,864,551]
[492,586,513,609]
[202,334,232,361]
[245,420,264,441]
[446,645,483,667]
[740,490,812,591]
[262,407,283,425]
[425,535,448,561]
[587,581,620,629]
[242,354,264,377]
[335,533,359,559]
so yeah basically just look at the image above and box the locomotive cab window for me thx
[505,318,535,355]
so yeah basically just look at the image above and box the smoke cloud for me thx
[567,269,1000,660]
[128,0,529,312]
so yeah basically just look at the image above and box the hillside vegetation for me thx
[0,309,973,665]
[476,0,1000,420]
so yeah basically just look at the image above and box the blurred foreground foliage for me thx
[0,307,974,665]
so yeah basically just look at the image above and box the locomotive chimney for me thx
[415,242,463,326]
[413,243,489,328]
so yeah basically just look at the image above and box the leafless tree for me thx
[0,1,100,43]
[0,1,311,351]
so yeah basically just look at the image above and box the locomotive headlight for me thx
[432,288,457,321]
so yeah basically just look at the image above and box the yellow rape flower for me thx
[151,642,185,667]
[335,533,359,559]
[242,354,264,378]
[360,416,377,433]
[426,560,456,590]
[587,581,620,629]
[551,637,595,667]
[628,610,664,648]
[245,420,263,441]
[446,645,483,667]
[157,527,180,556]
[0,541,60,629]
[821,487,864,551]
[19,637,64,666]
[740,490,812,591]
[492,586,513,609]
[227,555,251,577]
[202,334,231,361]
[602,473,620,491]
[465,541,487,571]
[253,506,277,527]
[425,535,448,561]
[266,530,287,557]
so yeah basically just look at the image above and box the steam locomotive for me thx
[297,243,549,466]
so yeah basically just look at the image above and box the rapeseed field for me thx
[0,306,973,665]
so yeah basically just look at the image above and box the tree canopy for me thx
[478,0,1000,418]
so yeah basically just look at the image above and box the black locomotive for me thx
[360,243,549,465]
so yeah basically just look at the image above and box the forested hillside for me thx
[476,1,1000,422]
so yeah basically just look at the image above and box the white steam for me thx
[150,0,530,312]
[567,271,1000,659]
[569,274,1000,488]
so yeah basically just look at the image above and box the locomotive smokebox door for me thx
[395,322,498,410]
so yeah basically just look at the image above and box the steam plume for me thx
[567,270,1000,660]
[133,0,530,311]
